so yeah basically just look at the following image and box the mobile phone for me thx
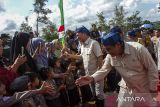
[21,46,24,56]
[39,42,42,49]
[38,42,42,54]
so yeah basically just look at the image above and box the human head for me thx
[10,75,30,92]
[11,32,31,61]
[91,24,97,30]
[147,29,154,37]
[40,67,54,80]
[154,29,160,37]
[98,26,102,31]
[127,30,136,41]
[31,37,45,54]
[17,32,31,48]
[29,32,34,38]
[48,56,61,68]
[45,42,55,54]
[133,28,142,38]
[101,32,124,57]
[0,33,10,42]
[76,59,84,69]
[24,72,40,89]
[66,30,75,38]
[52,39,62,50]
[68,39,78,53]
[76,26,90,42]
[0,81,6,95]
[110,26,123,37]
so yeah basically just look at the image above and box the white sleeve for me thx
[92,54,112,82]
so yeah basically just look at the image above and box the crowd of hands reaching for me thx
[12,43,89,94]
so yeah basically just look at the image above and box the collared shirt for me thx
[151,36,159,64]
[157,38,160,70]
[92,42,158,92]
[80,37,103,75]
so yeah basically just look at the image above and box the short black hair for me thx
[48,56,58,67]
[155,29,160,32]
[40,67,50,80]
[110,26,122,34]
[24,72,39,83]
[76,26,90,36]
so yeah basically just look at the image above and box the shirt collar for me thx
[124,42,130,55]
[84,37,90,45]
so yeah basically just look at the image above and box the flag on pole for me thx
[58,0,65,47]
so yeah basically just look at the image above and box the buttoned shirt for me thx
[157,38,160,70]
[80,37,103,75]
[92,42,158,92]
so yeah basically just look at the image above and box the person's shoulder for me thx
[126,41,143,47]
[90,38,99,44]
[126,42,144,50]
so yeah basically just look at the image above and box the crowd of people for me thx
[0,24,160,107]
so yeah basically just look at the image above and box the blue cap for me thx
[101,32,122,46]
[128,30,136,37]
[75,26,90,34]
[110,26,122,34]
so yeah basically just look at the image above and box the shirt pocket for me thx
[111,59,121,67]
[126,58,142,70]
[86,49,92,55]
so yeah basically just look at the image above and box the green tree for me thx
[33,0,52,35]
[154,22,160,29]
[109,6,126,28]
[96,12,109,32]
[143,20,152,24]
[125,11,142,31]
[42,23,58,42]
[20,22,32,33]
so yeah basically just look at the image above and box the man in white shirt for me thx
[76,32,158,107]
[65,26,104,107]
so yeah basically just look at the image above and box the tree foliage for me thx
[153,21,160,29]
[42,23,58,42]
[20,22,32,33]
[96,12,109,32]
[110,6,126,27]
[33,0,52,24]
[125,11,142,31]
[33,0,52,34]
[143,20,152,24]
[108,6,143,33]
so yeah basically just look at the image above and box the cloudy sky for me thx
[0,0,160,35]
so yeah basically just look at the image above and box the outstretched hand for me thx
[14,55,27,66]
[75,75,94,87]
[39,81,56,94]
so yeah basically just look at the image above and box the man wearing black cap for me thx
[76,32,158,107]
[110,26,130,42]
[127,30,137,42]
[133,28,142,38]
[64,26,104,107]
[110,26,123,37]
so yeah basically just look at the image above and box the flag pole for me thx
[58,0,66,48]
